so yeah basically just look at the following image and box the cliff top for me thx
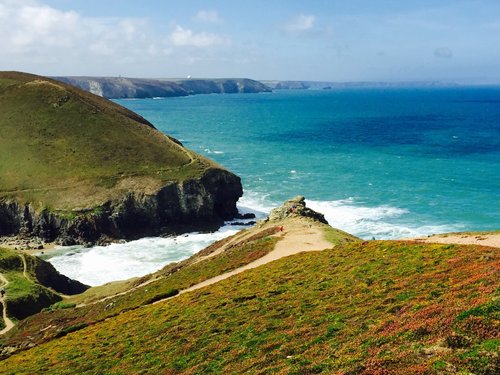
[0,71,223,211]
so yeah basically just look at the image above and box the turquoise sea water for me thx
[47,88,500,285]
[117,88,500,239]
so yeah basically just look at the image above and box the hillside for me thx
[54,76,271,99]
[0,199,497,374]
[0,246,88,328]
[0,71,242,245]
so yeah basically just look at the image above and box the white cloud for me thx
[1,2,80,51]
[169,25,229,47]
[194,10,222,24]
[0,0,174,74]
[284,14,315,33]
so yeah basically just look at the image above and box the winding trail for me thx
[410,232,500,249]
[76,219,332,309]
[20,254,29,280]
[0,254,31,335]
[0,273,14,335]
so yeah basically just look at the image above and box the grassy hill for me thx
[0,71,218,210]
[0,220,497,373]
[0,71,242,243]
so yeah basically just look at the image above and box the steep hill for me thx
[0,199,497,374]
[0,71,242,245]
[54,76,271,99]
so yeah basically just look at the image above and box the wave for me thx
[203,148,224,154]
[306,198,463,239]
[46,226,241,286]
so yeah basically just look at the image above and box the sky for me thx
[1,0,500,82]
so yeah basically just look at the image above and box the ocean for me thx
[46,88,500,285]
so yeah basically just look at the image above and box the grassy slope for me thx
[0,72,215,211]
[0,240,498,374]
[0,248,61,320]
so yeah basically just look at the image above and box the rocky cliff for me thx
[0,71,243,245]
[0,169,242,246]
[54,76,271,99]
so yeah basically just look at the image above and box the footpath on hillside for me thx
[77,196,338,308]
[0,254,30,335]
[0,273,14,335]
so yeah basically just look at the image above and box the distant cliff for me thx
[263,80,458,90]
[54,76,271,99]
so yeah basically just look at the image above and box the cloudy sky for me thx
[1,0,499,82]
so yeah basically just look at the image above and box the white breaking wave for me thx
[203,148,224,154]
[305,198,462,240]
[47,227,240,286]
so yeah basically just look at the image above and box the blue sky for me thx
[1,0,499,82]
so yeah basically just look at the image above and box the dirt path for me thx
[410,232,500,249]
[0,273,14,335]
[158,219,332,301]
[0,255,34,334]
[77,220,332,309]
[20,254,29,280]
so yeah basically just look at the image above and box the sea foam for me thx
[46,226,241,286]
[306,198,462,239]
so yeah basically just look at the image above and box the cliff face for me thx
[54,76,271,99]
[0,169,242,246]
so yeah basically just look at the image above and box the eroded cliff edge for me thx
[0,168,242,246]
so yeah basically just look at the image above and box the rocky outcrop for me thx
[265,196,328,224]
[53,76,271,99]
[0,248,88,320]
[0,169,242,246]
[28,256,89,295]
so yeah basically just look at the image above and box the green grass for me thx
[0,240,497,374]
[322,225,359,245]
[0,71,219,211]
